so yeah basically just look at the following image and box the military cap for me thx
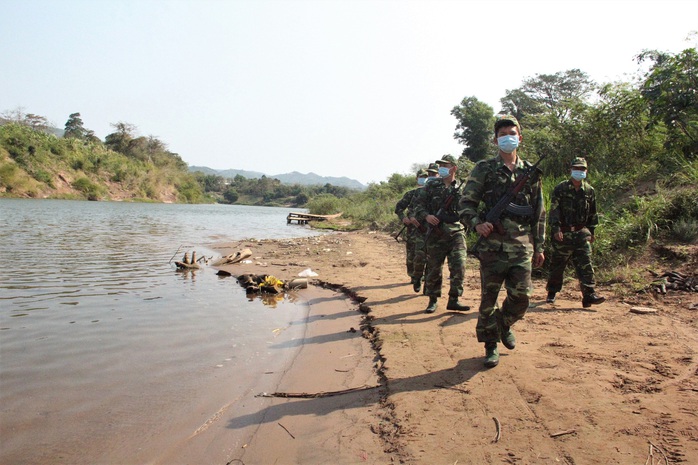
[494,114,521,134]
[571,157,588,168]
[416,168,428,177]
[436,154,458,165]
[426,163,439,173]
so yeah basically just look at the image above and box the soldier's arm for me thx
[587,186,599,235]
[548,184,562,235]
[458,164,486,230]
[394,191,412,219]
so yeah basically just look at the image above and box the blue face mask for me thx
[571,170,587,181]
[497,135,519,153]
[417,177,426,186]
[438,166,451,177]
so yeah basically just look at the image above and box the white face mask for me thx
[497,135,519,153]
[438,166,451,177]
[571,170,587,181]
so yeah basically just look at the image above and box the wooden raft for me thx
[287,212,342,225]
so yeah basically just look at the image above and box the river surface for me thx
[0,199,326,464]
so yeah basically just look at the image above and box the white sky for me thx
[2,0,696,185]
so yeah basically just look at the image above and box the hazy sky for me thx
[2,0,696,185]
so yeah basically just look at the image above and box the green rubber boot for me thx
[484,343,499,368]
[496,312,516,350]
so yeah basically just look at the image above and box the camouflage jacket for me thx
[394,187,421,220]
[549,179,598,235]
[459,155,546,254]
[413,179,464,234]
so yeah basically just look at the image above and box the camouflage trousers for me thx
[404,226,417,278]
[424,228,466,298]
[546,230,596,296]
[476,249,532,344]
[411,229,428,282]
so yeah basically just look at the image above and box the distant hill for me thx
[189,166,366,190]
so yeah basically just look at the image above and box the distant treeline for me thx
[0,112,355,205]
[192,171,355,207]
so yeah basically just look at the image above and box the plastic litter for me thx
[298,268,318,277]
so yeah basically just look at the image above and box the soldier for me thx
[545,157,605,308]
[409,163,439,293]
[459,115,546,368]
[394,169,429,287]
[413,155,470,313]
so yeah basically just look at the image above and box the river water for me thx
[0,199,326,464]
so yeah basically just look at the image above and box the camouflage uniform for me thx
[409,168,438,287]
[459,155,546,344]
[395,187,421,280]
[413,166,466,303]
[546,160,600,298]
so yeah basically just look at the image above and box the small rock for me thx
[630,306,659,314]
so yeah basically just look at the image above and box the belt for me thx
[560,225,586,232]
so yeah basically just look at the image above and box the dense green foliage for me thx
[0,115,206,202]
[312,47,698,274]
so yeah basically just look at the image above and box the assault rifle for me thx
[424,191,457,242]
[469,155,547,257]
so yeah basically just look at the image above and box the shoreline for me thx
[204,230,697,464]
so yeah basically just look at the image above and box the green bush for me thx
[671,219,698,244]
[307,193,343,215]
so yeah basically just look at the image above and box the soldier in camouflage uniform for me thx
[546,157,605,308]
[394,169,429,287]
[413,155,470,313]
[459,115,546,368]
[409,163,440,293]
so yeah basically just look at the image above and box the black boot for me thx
[582,293,605,308]
[546,291,557,303]
[412,277,422,293]
[446,298,470,311]
[425,297,438,314]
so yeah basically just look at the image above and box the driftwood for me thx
[211,248,252,267]
[175,251,201,270]
[255,384,380,398]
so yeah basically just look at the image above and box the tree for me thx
[638,47,698,159]
[451,96,495,162]
[64,112,88,139]
[105,122,137,154]
[223,187,239,204]
[501,69,595,124]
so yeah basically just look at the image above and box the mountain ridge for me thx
[189,166,366,190]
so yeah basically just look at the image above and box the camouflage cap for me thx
[494,114,521,134]
[571,157,588,169]
[436,154,458,165]
[426,163,439,173]
[416,168,428,177]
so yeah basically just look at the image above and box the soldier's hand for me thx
[410,218,421,227]
[554,231,563,242]
[588,235,595,243]
[425,215,440,226]
[475,222,494,238]
[402,217,411,225]
[533,252,545,268]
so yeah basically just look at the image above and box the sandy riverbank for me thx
[207,230,697,464]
